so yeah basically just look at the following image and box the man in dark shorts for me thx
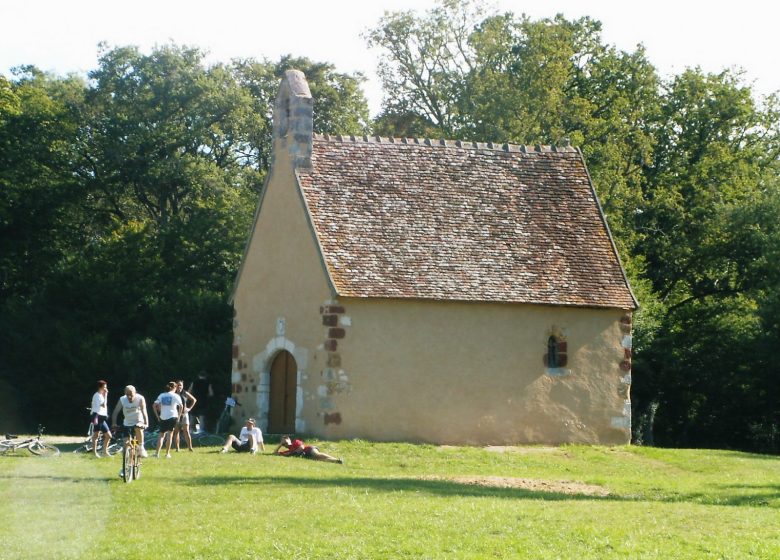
[153,381,183,459]
[90,380,113,457]
[274,435,343,464]
[220,418,264,454]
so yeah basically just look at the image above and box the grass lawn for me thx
[0,438,778,559]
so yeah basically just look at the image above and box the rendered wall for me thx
[309,298,633,445]
[230,139,332,434]
[232,145,634,444]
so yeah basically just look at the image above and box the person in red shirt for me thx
[274,435,343,464]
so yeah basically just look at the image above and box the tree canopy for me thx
[0,45,369,432]
[2,2,779,452]
[368,0,780,452]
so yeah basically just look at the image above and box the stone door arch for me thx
[268,350,297,434]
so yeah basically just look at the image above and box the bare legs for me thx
[221,433,258,453]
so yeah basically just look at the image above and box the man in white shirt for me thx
[90,380,113,457]
[111,385,150,459]
[220,418,264,454]
[153,381,183,459]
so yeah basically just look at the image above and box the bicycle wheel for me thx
[193,434,224,447]
[107,441,123,456]
[122,446,133,483]
[133,448,141,480]
[72,441,93,454]
[29,441,60,457]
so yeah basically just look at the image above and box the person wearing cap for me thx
[274,435,343,464]
[220,418,264,454]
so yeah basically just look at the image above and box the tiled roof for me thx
[296,134,637,309]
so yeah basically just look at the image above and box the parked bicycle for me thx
[142,427,161,451]
[0,425,60,457]
[120,430,142,483]
[188,429,224,447]
[215,396,240,435]
[73,409,121,455]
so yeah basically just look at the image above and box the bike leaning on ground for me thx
[0,425,60,457]
[188,429,224,447]
[73,409,122,455]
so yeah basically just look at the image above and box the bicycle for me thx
[119,428,142,483]
[0,425,60,457]
[142,427,161,451]
[72,410,122,456]
[188,429,224,447]
[215,396,240,435]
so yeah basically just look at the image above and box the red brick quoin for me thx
[320,303,347,425]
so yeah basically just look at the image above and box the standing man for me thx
[173,379,197,452]
[188,371,213,432]
[111,385,149,459]
[90,380,113,457]
[153,381,183,459]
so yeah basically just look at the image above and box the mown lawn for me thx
[0,439,777,559]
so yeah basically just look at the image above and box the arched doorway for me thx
[268,350,297,433]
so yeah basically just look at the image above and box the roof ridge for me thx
[313,133,577,154]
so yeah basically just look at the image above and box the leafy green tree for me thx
[0,45,370,432]
[369,0,780,451]
[368,2,658,248]
[233,55,371,170]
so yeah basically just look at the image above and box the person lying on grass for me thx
[220,418,264,454]
[274,435,343,464]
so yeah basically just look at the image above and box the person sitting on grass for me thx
[274,435,343,464]
[220,418,264,454]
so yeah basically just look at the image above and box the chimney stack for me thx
[273,69,313,168]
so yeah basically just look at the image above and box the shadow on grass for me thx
[186,474,606,501]
[3,467,778,508]
[180,474,780,507]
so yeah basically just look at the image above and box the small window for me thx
[544,334,568,371]
[547,336,560,368]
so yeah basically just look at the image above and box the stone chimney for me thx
[273,69,313,169]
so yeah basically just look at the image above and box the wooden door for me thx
[268,350,297,433]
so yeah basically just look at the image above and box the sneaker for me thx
[139,448,148,458]
[166,453,171,459]
[337,458,344,465]
[250,449,257,455]
[219,448,228,454]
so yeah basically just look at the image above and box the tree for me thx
[368,0,780,452]
[0,45,370,433]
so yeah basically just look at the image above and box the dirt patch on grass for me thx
[49,435,87,444]
[483,445,562,454]
[423,475,610,496]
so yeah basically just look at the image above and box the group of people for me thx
[88,379,343,465]
[89,379,207,459]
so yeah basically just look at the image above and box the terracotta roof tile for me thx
[296,134,636,309]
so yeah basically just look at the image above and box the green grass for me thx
[0,440,778,559]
